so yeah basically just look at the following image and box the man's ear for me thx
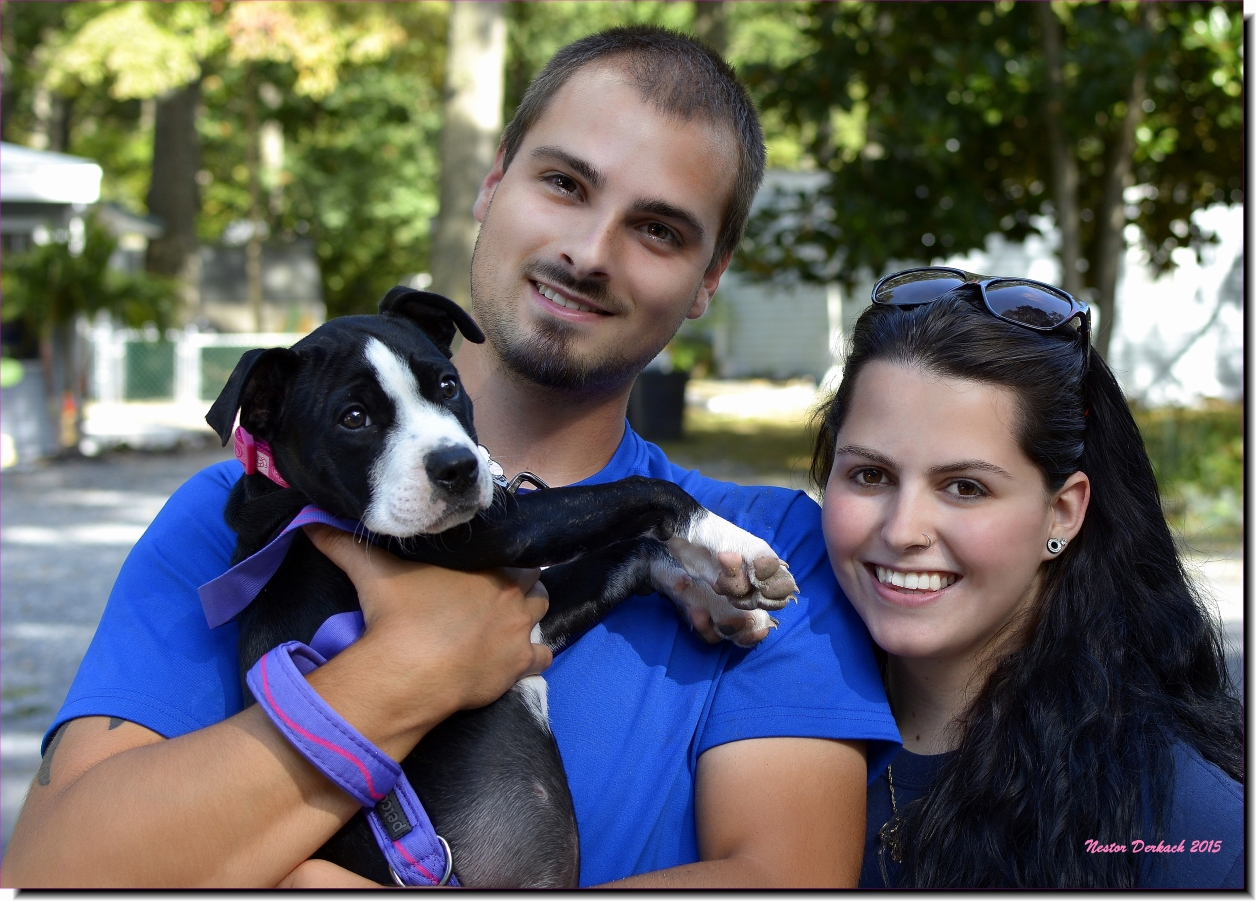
[204,346,300,445]
[380,287,486,358]
[1043,470,1090,561]
[473,144,509,224]
[687,250,734,320]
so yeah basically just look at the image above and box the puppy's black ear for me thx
[380,286,486,358]
[204,346,300,445]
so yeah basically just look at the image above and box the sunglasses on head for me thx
[872,267,1091,346]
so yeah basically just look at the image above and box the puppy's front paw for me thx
[651,556,779,648]
[666,511,799,612]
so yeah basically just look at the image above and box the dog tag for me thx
[479,444,509,488]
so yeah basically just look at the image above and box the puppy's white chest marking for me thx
[362,339,492,535]
[515,675,550,729]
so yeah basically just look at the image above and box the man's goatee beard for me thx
[490,315,656,395]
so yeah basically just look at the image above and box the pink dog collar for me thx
[234,426,290,488]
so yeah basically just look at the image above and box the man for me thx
[3,27,898,887]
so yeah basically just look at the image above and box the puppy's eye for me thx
[340,406,370,429]
[439,376,459,400]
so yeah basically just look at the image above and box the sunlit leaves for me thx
[223,2,407,100]
[41,3,216,99]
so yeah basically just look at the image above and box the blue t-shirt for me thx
[861,743,1243,888]
[51,425,900,886]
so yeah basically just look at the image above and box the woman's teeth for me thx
[875,566,956,591]
[536,282,595,313]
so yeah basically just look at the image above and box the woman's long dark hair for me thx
[813,291,1243,888]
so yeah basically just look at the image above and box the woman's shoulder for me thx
[1171,740,1242,804]
[1142,742,1243,888]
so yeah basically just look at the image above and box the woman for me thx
[813,268,1243,888]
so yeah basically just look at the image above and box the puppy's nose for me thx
[426,445,480,495]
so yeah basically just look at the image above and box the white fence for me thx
[88,321,307,405]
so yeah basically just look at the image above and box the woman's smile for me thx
[866,563,960,607]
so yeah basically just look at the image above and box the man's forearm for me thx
[2,709,358,887]
[3,628,449,888]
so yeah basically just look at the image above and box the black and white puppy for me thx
[205,287,798,887]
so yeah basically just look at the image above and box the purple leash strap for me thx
[199,505,365,629]
[247,641,458,887]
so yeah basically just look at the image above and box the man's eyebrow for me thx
[631,198,705,243]
[530,146,602,189]
[927,459,1012,478]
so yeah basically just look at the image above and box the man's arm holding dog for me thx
[2,532,550,888]
[276,737,868,889]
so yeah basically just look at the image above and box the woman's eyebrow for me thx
[835,445,1012,479]
[927,459,1012,478]
[834,445,895,468]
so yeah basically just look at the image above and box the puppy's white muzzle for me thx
[361,339,494,536]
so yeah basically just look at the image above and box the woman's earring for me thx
[1046,537,1068,554]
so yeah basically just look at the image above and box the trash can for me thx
[627,370,689,442]
[0,359,59,468]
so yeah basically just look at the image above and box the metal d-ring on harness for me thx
[480,445,550,493]
[390,834,455,887]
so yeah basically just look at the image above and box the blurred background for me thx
[0,0,1243,850]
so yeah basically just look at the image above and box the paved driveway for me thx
[1,445,233,854]
[0,443,1243,856]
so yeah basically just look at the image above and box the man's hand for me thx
[303,525,551,758]
[277,858,384,888]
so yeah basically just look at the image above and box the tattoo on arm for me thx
[108,717,125,730]
[36,724,67,786]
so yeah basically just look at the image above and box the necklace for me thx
[877,764,906,865]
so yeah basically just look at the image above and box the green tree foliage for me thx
[1132,400,1243,543]
[1,215,178,337]
[740,1,1243,358]
[187,3,444,317]
[6,2,437,318]
[1,3,71,144]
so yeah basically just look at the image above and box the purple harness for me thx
[197,435,457,886]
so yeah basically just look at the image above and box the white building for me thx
[699,171,1242,406]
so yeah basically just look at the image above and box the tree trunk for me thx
[31,85,73,152]
[1,15,16,143]
[145,80,202,310]
[693,2,727,56]
[1092,65,1147,361]
[1035,2,1082,301]
[429,1,506,311]
[245,64,265,332]
[39,320,79,454]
